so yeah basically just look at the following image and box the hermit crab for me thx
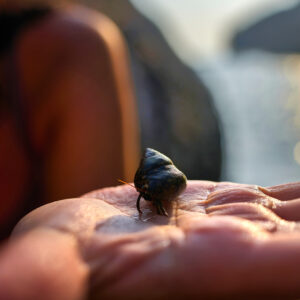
[133,148,187,216]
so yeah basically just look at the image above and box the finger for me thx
[204,185,300,222]
[204,187,280,210]
[89,216,300,299]
[243,233,300,297]
[179,217,300,298]
[0,229,88,300]
[273,199,300,221]
[206,202,294,232]
[259,182,300,200]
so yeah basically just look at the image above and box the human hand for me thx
[2,180,300,299]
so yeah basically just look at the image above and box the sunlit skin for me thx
[2,181,300,299]
[0,4,139,235]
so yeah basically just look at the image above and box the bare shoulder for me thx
[18,4,123,55]
[16,5,125,93]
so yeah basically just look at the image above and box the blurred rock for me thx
[233,3,300,53]
[79,0,222,180]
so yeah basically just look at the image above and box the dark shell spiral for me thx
[134,148,187,216]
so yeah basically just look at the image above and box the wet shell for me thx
[134,148,187,216]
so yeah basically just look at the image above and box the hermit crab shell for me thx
[134,148,187,202]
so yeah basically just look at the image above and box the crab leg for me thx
[136,194,142,214]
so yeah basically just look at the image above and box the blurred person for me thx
[0,0,139,240]
[2,180,300,299]
[83,0,222,182]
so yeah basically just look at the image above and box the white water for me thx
[200,51,300,186]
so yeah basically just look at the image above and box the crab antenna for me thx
[117,179,135,188]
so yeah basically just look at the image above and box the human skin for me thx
[0,5,139,235]
[0,4,139,218]
[2,180,300,299]
[17,5,140,201]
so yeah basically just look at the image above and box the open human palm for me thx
[2,180,300,299]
